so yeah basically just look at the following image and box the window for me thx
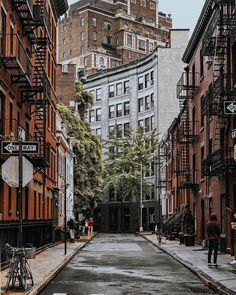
[145,73,149,88]
[150,93,154,108]
[96,88,101,101]
[104,21,112,31]
[117,124,122,138]
[69,49,72,55]
[140,0,146,6]
[145,117,150,132]
[96,128,101,136]
[109,85,115,97]
[200,50,204,77]
[127,34,132,47]
[138,119,144,127]
[145,95,150,110]
[90,110,95,123]
[80,17,85,27]
[9,102,13,132]
[80,46,84,54]
[200,95,204,128]
[63,38,66,44]
[92,32,97,41]
[138,98,144,112]
[145,31,150,38]
[116,83,122,96]
[116,103,122,117]
[96,108,101,121]
[150,71,154,83]
[149,42,154,51]
[124,81,129,93]
[151,116,154,130]
[124,122,130,135]
[109,105,115,118]
[138,39,146,50]
[92,17,97,26]
[80,32,85,41]
[150,2,155,9]
[124,102,130,116]
[104,36,112,45]
[99,57,104,66]
[63,52,66,58]
[138,76,144,90]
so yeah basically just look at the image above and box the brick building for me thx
[163,0,236,254]
[0,0,68,257]
[58,0,172,75]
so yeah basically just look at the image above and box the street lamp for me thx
[132,161,143,232]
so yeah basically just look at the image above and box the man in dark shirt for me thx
[207,213,220,267]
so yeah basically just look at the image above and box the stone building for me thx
[80,29,188,232]
[58,0,172,75]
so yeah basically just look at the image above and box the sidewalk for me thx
[0,234,95,295]
[140,232,236,295]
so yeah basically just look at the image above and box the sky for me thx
[67,0,206,35]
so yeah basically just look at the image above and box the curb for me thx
[26,233,97,295]
[139,233,234,295]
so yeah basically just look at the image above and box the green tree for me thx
[103,125,159,228]
[74,82,94,120]
[57,93,103,215]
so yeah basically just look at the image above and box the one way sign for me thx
[1,141,39,155]
[224,101,236,114]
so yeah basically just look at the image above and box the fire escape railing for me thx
[202,147,236,176]
[177,72,199,100]
[0,33,32,86]
[176,121,199,144]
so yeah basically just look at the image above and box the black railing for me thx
[177,72,199,99]
[202,147,236,176]
[0,34,32,83]
[178,170,199,190]
[12,0,34,16]
[177,121,199,143]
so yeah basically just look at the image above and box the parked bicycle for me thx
[5,243,34,291]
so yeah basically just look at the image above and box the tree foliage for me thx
[74,82,94,120]
[103,125,159,203]
[57,100,103,214]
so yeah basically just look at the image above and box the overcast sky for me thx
[67,0,206,35]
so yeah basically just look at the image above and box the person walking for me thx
[88,217,94,236]
[68,218,76,243]
[207,213,220,268]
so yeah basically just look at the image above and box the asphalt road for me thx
[40,233,213,295]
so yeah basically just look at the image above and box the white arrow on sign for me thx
[4,142,18,153]
[226,102,236,113]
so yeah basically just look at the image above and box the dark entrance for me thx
[109,207,119,231]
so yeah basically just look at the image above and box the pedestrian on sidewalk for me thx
[68,218,76,243]
[88,217,94,236]
[183,204,194,234]
[207,213,220,268]
[81,217,86,235]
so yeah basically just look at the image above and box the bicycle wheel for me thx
[5,260,14,291]
[25,260,34,286]
[19,261,27,290]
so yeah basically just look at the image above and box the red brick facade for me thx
[164,1,236,254]
[0,0,68,247]
[58,0,172,75]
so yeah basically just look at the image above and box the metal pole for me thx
[158,145,162,243]
[18,140,23,247]
[64,157,67,255]
[140,162,143,232]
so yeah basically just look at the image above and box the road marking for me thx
[53,293,67,295]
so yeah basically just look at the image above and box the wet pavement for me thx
[40,233,213,295]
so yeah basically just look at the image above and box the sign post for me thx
[18,140,23,247]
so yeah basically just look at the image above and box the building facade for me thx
[81,29,188,232]
[0,0,68,259]
[58,0,172,75]
[164,0,236,254]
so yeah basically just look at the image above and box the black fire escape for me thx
[11,0,52,168]
[176,71,199,190]
[201,0,236,176]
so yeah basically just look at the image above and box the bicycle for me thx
[5,243,34,291]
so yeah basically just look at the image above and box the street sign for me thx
[224,101,236,114]
[1,141,39,155]
[1,156,33,187]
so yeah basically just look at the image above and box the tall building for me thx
[58,0,172,75]
[164,0,236,254]
[78,29,188,232]
[0,0,68,256]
